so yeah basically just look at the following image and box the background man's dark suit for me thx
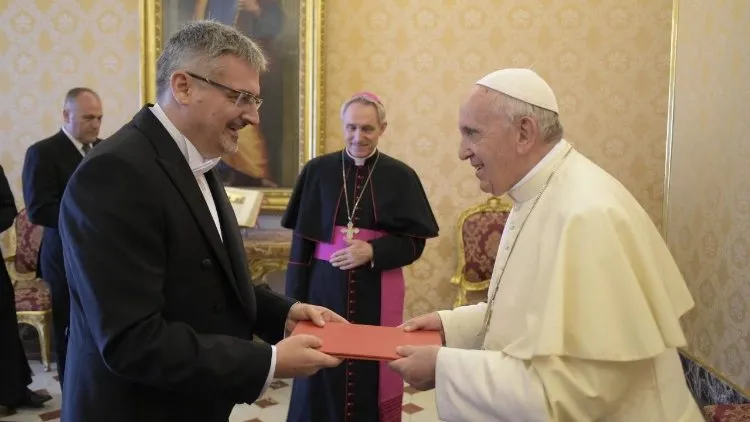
[21,131,97,388]
[58,107,295,421]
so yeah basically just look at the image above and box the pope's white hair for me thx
[492,92,564,143]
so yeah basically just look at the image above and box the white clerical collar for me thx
[508,139,570,203]
[61,126,88,156]
[149,103,220,175]
[345,147,378,166]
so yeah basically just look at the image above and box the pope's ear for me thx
[517,116,539,148]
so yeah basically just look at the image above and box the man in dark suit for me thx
[0,165,52,416]
[21,87,103,390]
[58,21,343,422]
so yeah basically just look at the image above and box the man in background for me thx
[21,87,103,390]
[390,68,703,421]
[282,92,439,422]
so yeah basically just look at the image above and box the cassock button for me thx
[509,223,516,230]
[201,258,213,269]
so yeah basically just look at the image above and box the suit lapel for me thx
[206,170,254,312]
[132,106,244,306]
[52,132,83,173]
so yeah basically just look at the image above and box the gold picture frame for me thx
[139,0,326,213]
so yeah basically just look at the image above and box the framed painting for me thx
[139,0,326,212]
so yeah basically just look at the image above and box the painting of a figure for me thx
[159,0,306,192]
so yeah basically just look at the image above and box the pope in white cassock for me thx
[389,68,704,422]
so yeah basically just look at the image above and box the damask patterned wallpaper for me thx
[665,0,750,392]
[0,0,673,321]
[0,0,141,254]
[323,0,673,317]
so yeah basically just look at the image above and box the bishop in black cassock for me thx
[282,92,439,422]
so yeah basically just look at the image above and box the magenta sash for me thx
[314,226,404,422]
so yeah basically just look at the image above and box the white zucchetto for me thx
[475,68,559,114]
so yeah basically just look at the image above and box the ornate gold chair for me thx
[10,209,53,371]
[450,196,512,308]
[240,227,292,284]
[703,404,750,421]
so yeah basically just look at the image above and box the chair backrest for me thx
[14,209,43,274]
[457,196,512,284]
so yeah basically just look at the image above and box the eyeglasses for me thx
[185,71,263,110]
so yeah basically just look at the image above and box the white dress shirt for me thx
[61,126,91,156]
[149,103,277,396]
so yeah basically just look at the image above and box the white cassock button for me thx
[509,224,516,230]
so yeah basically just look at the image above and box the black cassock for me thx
[282,150,438,422]
[0,165,31,408]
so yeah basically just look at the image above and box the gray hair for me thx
[63,87,100,109]
[493,92,564,143]
[156,20,267,100]
[340,94,387,126]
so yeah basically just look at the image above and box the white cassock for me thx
[435,139,704,422]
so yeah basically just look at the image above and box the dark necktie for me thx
[82,143,91,155]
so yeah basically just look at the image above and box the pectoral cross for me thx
[341,221,359,240]
[477,307,493,348]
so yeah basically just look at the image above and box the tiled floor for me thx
[1,361,442,421]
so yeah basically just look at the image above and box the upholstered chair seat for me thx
[9,209,53,371]
[450,196,511,308]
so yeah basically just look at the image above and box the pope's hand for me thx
[274,334,342,378]
[284,302,348,335]
[401,312,445,345]
[401,312,442,331]
[388,345,440,391]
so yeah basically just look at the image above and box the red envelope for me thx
[290,321,442,361]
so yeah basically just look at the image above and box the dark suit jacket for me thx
[21,131,97,283]
[58,107,295,422]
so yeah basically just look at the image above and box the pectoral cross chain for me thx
[341,221,360,240]
[341,150,380,242]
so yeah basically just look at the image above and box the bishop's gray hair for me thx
[340,95,387,127]
[492,91,564,143]
[156,20,267,100]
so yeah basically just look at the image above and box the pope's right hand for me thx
[401,312,443,332]
[273,334,342,378]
